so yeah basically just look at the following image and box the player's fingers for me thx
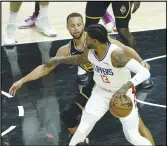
[13,91,16,96]
[120,95,124,101]
[113,94,118,100]
[9,86,14,94]
[10,85,17,93]
[112,92,117,98]
[112,94,116,99]
[120,94,126,101]
[12,90,16,96]
[9,90,13,96]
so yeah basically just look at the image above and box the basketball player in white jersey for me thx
[44,24,153,145]
[9,13,154,144]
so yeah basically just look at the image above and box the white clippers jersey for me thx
[88,43,131,92]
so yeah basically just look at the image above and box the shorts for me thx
[61,72,95,128]
[112,2,132,28]
[84,85,137,121]
[85,2,132,28]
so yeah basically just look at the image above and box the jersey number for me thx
[100,75,110,84]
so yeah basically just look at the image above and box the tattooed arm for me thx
[44,49,89,68]
[108,37,150,70]
[111,48,150,91]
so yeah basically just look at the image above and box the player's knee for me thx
[82,111,99,123]
[117,28,131,38]
[60,110,78,128]
[77,111,99,134]
[124,129,141,144]
[125,130,151,145]
[117,28,134,44]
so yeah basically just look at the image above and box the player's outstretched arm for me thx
[9,46,68,96]
[44,53,89,68]
[9,63,56,96]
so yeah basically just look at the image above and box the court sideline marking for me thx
[1,91,24,137]
[137,54,166,108]
[1,27,165,46]
[1,54,166,137]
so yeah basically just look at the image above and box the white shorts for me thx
[84,85,138,122]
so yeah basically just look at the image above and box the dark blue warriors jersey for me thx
[68,39,93,72]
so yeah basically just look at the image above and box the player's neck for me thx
[73,33,85,50]
[95,43,108,59]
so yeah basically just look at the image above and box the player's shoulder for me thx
[111,46,125,58]
[110,44,126,61]
[57,43,70,56]
[108,37,126,49]
[108,41,123,56]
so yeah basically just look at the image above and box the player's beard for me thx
[72,30,84,39]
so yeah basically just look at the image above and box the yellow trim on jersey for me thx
[86,15,102,19]
[80,64,93,72]
[115,2,131,19]
[68,41,72,56]
[80,87,89,99]
[68,39,93,72]
[75,101,84,110]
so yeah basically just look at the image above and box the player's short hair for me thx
[67,12,83,23]
[85,24,108,44]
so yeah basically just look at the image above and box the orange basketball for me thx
[109,95,133,118]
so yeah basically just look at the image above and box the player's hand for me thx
[140,60,150,70]
[112,81,133,99]
[9,80,23,96]
[113,87,129,100]
[131,2,141,14]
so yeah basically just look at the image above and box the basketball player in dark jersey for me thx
[9,13,154,145]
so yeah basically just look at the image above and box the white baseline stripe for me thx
[137,54,166,108]
[1,105,24,117]
[1,126,16,137]
[1,91,13,98]
[137,99,166,108]
[1,27,165,46]
[17,106,24,116]
[145,55,166,62]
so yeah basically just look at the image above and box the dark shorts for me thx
[85,2,131,29]
[112,2,131,28]
[60,72,95,128]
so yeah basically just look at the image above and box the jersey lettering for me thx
[94,65,114,76]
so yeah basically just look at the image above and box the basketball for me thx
[109,95,133,118]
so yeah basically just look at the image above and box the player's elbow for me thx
[41,65,51,76]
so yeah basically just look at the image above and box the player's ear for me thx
[94,39,98,44]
